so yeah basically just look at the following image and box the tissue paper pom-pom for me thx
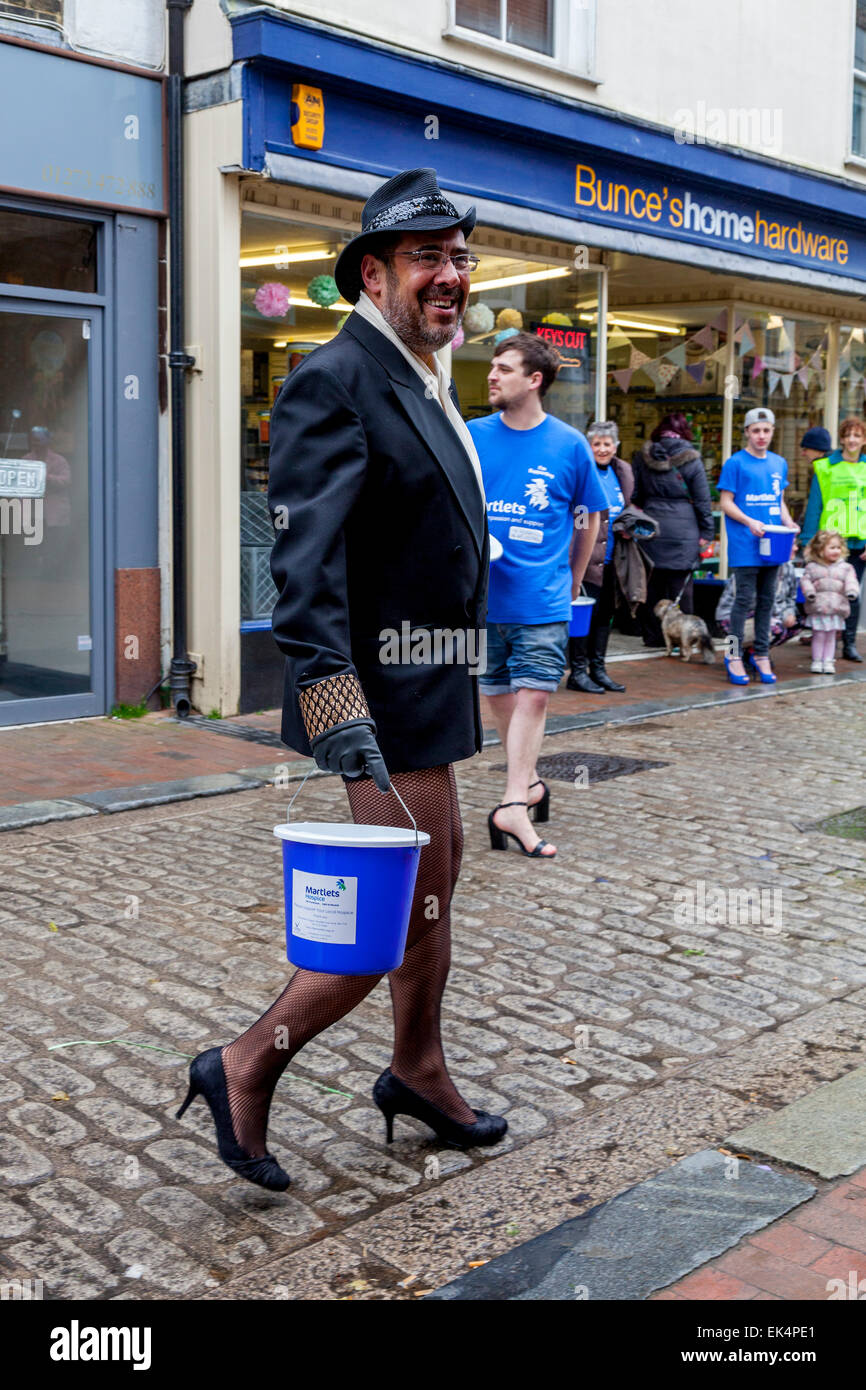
[542,311,572,325]
[307,274,340,307]
[254,282,291,318]
[451,326,465,351]
[496,307,523,330]
[462,302,495,335]
[494,327,520,345]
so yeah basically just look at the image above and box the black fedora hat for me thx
[335,167,476,304]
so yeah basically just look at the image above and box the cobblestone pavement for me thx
[2,683,866,1300]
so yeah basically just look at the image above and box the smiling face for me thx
[590,433,617,466]
[841,424,865,456]
[822,535,844,563]
[360,228,470,356]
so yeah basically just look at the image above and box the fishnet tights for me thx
[222,764,475,1157]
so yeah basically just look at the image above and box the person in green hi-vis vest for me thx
[800,415,866,662]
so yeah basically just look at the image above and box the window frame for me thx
[443,0,599,82]
[849,1,866,161]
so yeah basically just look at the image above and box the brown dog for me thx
[654,600,715,663]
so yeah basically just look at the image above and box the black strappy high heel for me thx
[373,1069,507,1149]
[528,779,550,823]
[176,1046,291,1191]
[488,801,556,858]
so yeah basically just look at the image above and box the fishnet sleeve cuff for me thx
[298,673,371,743]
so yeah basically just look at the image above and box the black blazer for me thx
[268,312,489,775]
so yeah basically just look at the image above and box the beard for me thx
[380,264,464,355]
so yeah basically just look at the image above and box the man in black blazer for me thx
[184,170,507,1186]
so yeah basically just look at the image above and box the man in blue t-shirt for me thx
[467,332,607,859]
[718,405,799,683]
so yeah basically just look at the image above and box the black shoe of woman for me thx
[373,1069,508,1148]
[176,1046,291,1191]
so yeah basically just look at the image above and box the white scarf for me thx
[353,292,485,502]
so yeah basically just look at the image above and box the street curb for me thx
[0,799,99,830]
[425,1148,815,1301]
[2,675,865,831]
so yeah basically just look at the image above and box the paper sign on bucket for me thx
[274,820,430,975]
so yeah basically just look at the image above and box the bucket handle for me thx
[286,765,420,848]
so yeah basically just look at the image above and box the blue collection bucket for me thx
[569,595,596,637]
[758,525,796,565]
[274,818,430,975]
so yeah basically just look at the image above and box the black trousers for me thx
[639,567,694,645]
[729,564,779,657]
[584,562,617,636]
[844,550,865,648]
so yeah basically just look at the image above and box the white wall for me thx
[213,0,862,182]
[67,0,165,69]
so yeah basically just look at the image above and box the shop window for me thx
[451,244,599,433]
[446,0,596,73]
[0,207,97,293]
[853,1,866,157]
[838,325,866,433]
[239,212,353,623]
[735,312,828,518]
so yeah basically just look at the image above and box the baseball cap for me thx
[744,407,775,428]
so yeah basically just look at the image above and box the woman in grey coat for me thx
[631,413,714,646]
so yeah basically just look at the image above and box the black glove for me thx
[312,721,390,792]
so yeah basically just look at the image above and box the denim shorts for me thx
[478,620,569,694]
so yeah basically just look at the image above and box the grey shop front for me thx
[0,37,164,726]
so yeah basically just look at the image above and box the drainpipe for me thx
[166,0,196,716]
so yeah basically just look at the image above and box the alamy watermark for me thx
[673,103,783,158]
[0,497,43,545]
[379,621,486,674]
[673,880,783,935]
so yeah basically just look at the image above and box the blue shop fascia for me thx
[215,9,866,710]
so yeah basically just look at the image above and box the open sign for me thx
[0,459,46,497]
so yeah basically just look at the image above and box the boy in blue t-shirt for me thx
[467,332,607,859]
[718,406,799,684]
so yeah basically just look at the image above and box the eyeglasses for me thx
[383,250,480,273]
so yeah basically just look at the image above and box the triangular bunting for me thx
[629,347,651,369]
[690,325,716,351]
[767,370,781,394]
[686,362,707,385]
[611,368,634,392]
[780,372,794,398]
[796,367,810,388]
[736,324,755,356]
[751,356,765,377]
[710,309,729,332]
[664,343,687,367]
[656,361,680,387]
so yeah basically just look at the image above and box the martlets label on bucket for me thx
[291,869,358,945]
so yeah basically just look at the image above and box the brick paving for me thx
[0,634,859,809]
[652,1169,866,1300]
[1,682,866,1299]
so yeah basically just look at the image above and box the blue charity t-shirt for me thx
[718,448,789,567]
[467,412,609,624]
[596,463,626,564]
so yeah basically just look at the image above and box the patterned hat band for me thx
[364,194,461,234]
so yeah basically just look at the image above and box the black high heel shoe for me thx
[373,1069,508,1149]
[528,779,550,823]
[488,801,556,857]
[176,1046,291,1191]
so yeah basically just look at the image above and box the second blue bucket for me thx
[273,821,430,975]
[569,595,596,637]
[758,525,797,565]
